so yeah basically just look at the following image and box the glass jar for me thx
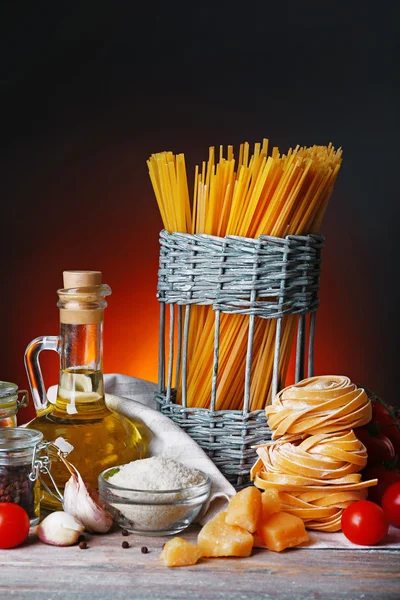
[0,428,44,525]
[0,382,28,428]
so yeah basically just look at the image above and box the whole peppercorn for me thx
[141,546,149,554]
[121,529,129,537]
[79,541,88,550]
[0,465,36,518]
[122,541,130,549]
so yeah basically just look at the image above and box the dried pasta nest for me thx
[265,375,372,439]
[253,376,378,532]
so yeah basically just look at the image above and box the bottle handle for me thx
[24,336,61,413]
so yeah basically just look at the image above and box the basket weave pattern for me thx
[155,230,324,486]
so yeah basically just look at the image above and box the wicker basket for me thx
[154,230,324,487]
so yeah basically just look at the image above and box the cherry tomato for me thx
[354,427,395,465]
[363,466,400,505]
[372,402,391,421]
[371,402,400,454]
[374,419,400,455]
[382,482,400,528]
[0,503,30,549]
[341,500,388,545]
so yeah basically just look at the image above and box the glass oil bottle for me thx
[24,270,147,510]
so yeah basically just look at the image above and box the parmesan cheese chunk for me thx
[225,486,262,533]
[160,537,202,567]
[257,511,309,552]
[197,511,254,557]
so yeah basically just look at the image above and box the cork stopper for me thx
[59,271,110,324]
[63,270,102,289]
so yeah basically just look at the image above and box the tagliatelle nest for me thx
[253,430,369,483]
[252,430,377,531]
[265,376,372,439]
[253,376,378,532]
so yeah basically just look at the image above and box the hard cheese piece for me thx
[253,533,267,549]
[225,486,262,533]
[257,511,309,552]
[198,511,254,557]
[260,489,281,522]
[160,537,202,567]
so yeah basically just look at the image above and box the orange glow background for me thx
[1,4,397,422]
[2,138,394,423]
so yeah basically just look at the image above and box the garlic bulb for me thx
[37,511,84,546]
[63,466,113,533]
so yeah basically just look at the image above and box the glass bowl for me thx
[98,466,211,536]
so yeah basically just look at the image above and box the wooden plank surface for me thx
[1,526,399,600]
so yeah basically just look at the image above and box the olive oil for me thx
[28,368,146,510]
[24,271,148,510]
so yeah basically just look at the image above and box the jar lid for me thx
[0,381,18,399]
[0,428,43,452]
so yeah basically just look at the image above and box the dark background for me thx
[1,1,398,422]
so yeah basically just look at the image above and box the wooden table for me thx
[1,527,399,599]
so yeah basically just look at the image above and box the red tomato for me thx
[382,482,400,527]
[375,420,400,455]
[372,402,391,421]
[363,466,400,505]
[371,402,400,454]
[0,503,30,549]
[354,427,395,465]
[341,500,388,545]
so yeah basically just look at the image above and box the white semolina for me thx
[107,456,206,531]
[109,456,205,490]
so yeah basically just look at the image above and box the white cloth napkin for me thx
[104,379,236,522]
[48,374,236,523]
[304,526,400,549]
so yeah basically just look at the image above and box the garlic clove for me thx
[63,468,113,533]
[36,511,84,546]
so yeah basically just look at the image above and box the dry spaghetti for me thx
[147,142,342,411]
